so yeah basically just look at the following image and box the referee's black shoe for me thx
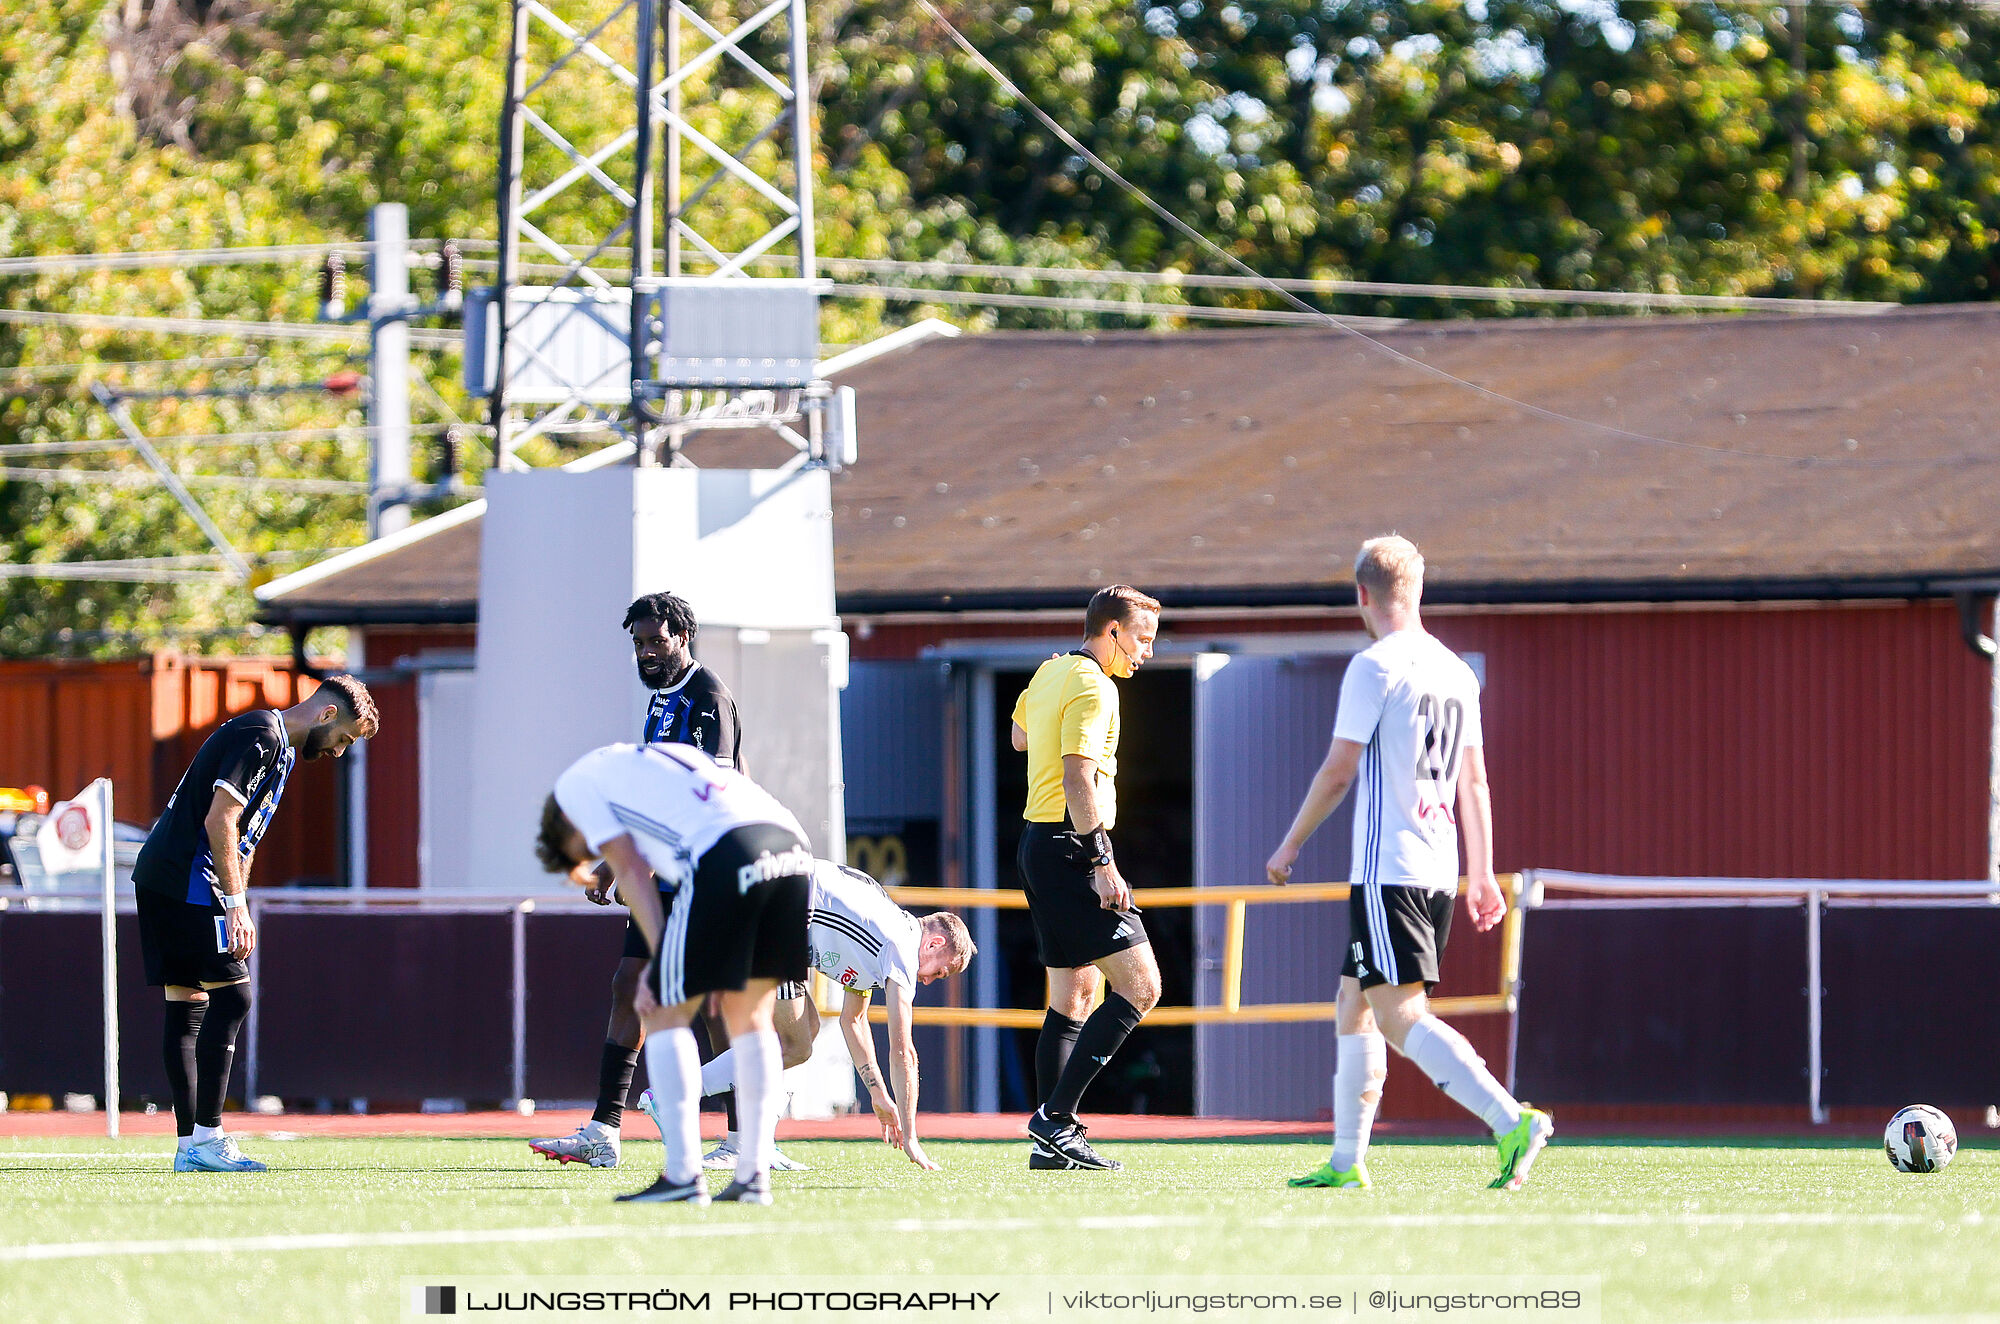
[1027,1108,1122,1171]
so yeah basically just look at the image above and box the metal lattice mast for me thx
[483,0,843,471]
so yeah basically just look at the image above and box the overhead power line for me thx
[0,550,348,585]
[4,237,1896,317]
[816,258,1896,316]
[0,465,372,495]
[825,282,1402,327]
[0,241,437,278]
[0,307,463,348]
[0,354,264,383]
[0,421,472,459]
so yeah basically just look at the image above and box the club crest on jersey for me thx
[737,845,813,894]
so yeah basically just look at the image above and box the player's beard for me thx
[636,656,672,688]
[301,724,340,759]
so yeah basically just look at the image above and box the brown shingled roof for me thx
[259,305,2000,625]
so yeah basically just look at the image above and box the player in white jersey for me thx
[537,742,814,1206]
[695,860,976,1170]
[1265,536,1552,1192]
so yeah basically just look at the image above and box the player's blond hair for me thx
[1355,535,1425,605]
[922,910,978,973]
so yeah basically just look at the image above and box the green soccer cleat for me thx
[1287,1160,1371,1190]
[1490,1108,1554,1191]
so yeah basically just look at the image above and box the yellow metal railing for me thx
[864,873,1527,1028]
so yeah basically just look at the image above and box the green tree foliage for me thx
[9,0,2000,655]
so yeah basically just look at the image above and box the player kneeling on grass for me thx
[539,742,813,1207]
[669,860,975,1171]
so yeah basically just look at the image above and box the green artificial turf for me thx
[0,1134,1994,1322]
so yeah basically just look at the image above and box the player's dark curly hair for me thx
[534,793,580,873]
[313,673,380,738]
[622,591,697,640]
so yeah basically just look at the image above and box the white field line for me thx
[0,1210,1979,1264]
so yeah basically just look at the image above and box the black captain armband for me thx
[1087,827,1114,869]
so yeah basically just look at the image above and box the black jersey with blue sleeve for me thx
[133,710,297,906]
[641,662,742,770]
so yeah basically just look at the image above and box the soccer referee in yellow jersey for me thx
[1009,584,1164,1172]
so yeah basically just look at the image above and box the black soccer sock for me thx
[1036,1009,1085,1108]
[192,982,251,1129]
[592,1041,642,1129]
[695,1012,739,1134]
[162,1000,208,1137]
[1044,993,1144,1119]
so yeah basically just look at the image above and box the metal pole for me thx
[489,0,533,469]
[1988,594,1999,892]
[1807,889,1825,1124]
[369,203,412,537]
[511,901,530,1107]
[968,667,999,1113]
[666,1,682,279]
[631,0,660,467]
[786,0,815,279]
[244,897,263,1104]
[99,778,119,1140]
[347,632,368,889]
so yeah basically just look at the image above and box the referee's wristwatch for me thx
[1086,826,1114,870]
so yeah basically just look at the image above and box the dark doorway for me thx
[987,665,1194,1115]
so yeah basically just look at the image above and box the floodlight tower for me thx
[463,0,853,902]
[475,0,853,467]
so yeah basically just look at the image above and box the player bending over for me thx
[538,742,813,1206]
[529,591,810,1172]
[133,676,377,1173]
[686,860,975,1170]
[1266,537,1551,1192]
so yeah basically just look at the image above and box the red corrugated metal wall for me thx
[855,600,1989,880]
[1432,602,1988,880]
[0,659,156,804]
[0,655,345,886]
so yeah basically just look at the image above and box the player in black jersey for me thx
[133,675,377,1173]
[530,593,812,1170]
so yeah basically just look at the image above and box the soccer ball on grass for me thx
[1884,1105,1956,1174]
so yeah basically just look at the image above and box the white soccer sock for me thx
[176,1135,195,1152]
[642,1026,703,1185]
[1330,1033,1388,1172]
[191,1123,221,1144]
[701,1049,735,1098]
[731,1028,783,1183]
[1402,1016,1521,1134]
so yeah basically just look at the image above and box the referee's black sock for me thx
[192,982,251,1128]
[1035,1009,1085,1109]
[162,1000,207,1138]
[592,1041,641,1129]
[1044,993,1144,1119]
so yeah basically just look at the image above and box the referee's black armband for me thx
[1087,826,1114,869]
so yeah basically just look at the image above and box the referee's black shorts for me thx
[1342,882,1454,990]
[136,888,247,987]
[1016,821,1149,970]
[648,823,811,1005]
